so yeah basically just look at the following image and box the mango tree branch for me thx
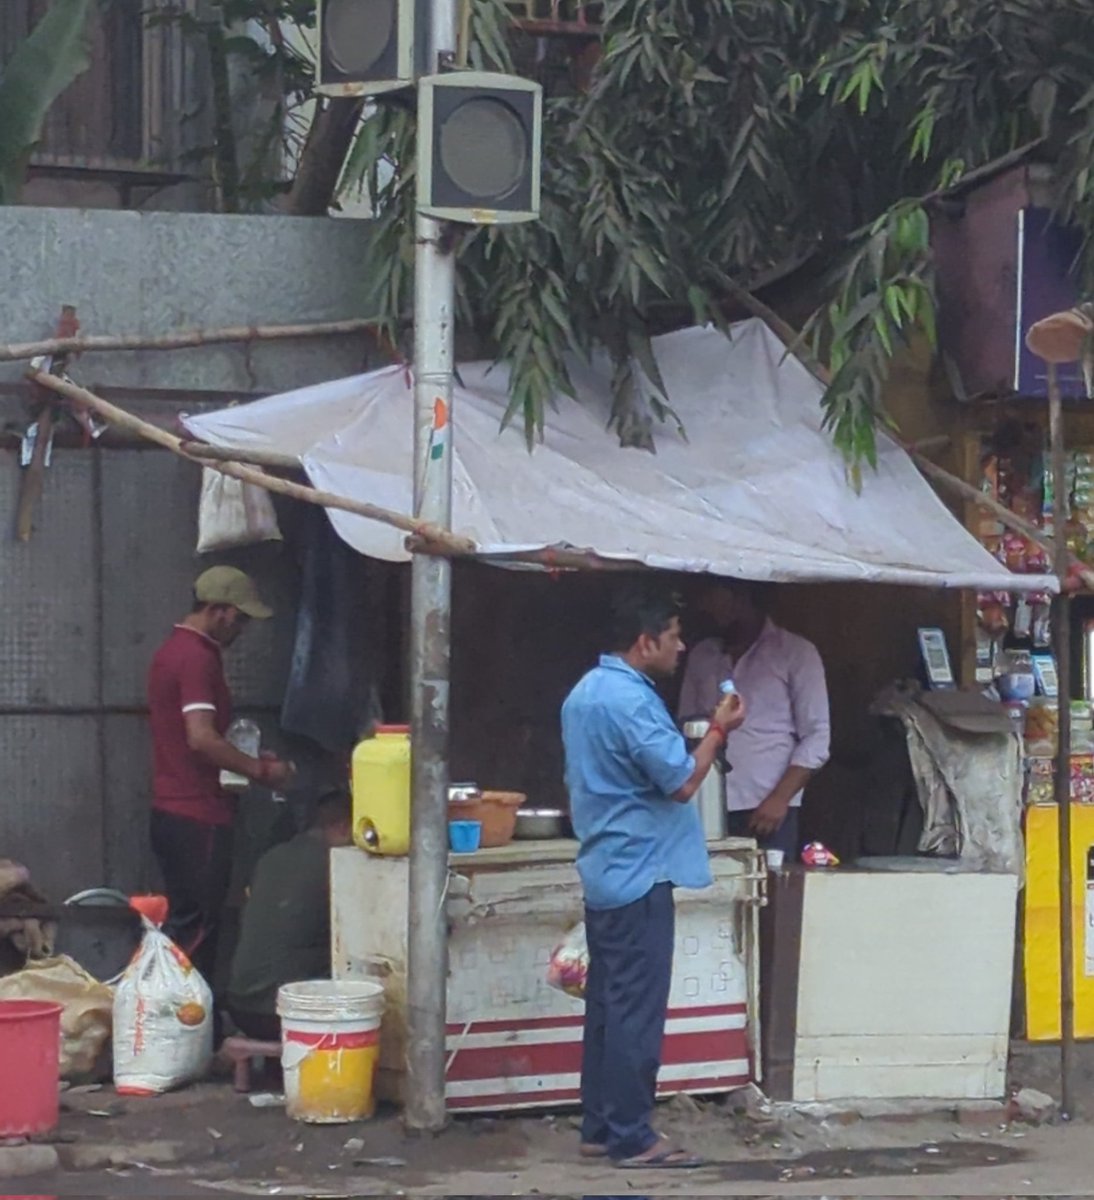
[0,317,381,363]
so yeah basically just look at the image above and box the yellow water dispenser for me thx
[352,725,411,856]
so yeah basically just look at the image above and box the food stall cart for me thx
[331,838,764,1111]
[187,317,1057,1108]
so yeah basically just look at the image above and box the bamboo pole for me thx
[15,305,80,542]
[1025,311,1092,1119]
[26,370,476,558]
[408,536,642,572]
[1049,359,1076,1120]
[910,448,1094,589]
[1,317,381,363]
[179,440,302,472]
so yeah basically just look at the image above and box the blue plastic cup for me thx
[448,820,482,853]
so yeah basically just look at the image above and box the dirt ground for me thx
[5,1042,1094,1197]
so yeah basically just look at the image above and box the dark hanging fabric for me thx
[280,508,383,754]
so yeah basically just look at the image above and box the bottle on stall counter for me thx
[220,718,260,792]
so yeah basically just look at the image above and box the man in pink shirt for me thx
[677,581,830,856]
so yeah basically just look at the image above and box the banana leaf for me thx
[0,0,96,203]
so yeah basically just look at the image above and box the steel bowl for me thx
[514,807,571,840]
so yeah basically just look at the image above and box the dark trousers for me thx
[228,1006,282,1042]
[727,806,800,858]
[150,809,234,987]
[581,882,674,1161]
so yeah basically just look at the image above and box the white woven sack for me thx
[112,921,213,1094]
[196,467,282,553]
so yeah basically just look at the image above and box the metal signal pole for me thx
[405,0,459,1135]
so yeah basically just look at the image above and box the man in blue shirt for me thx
[562,588,745,1168]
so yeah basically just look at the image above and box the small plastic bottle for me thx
[719,679,737,696]
[220,718,260,792]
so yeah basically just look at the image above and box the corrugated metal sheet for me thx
[0,452,97,707]
[99,448,203,709]
[0,715,103,900]
[101,714,154,894]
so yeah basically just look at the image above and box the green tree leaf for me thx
[0,0,96,203]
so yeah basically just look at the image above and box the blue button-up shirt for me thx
[562,655,712,911]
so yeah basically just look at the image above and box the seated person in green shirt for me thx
[227,789,352,1041]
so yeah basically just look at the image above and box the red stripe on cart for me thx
[445,1072,750,1112]
[445,1028,748,1082]
[443,1002,745,1037]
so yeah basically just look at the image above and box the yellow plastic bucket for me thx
[277,980,384,1123]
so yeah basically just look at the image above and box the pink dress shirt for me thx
[677,620,830,812]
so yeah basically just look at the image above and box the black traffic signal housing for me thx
[417,71,542,224]
[316,0,428,96]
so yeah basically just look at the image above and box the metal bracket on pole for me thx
[405,0,460,1136]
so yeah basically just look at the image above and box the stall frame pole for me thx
[1048,359,1076,1118]
[406,0,460,1134]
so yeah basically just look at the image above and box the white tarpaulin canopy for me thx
[185,319,1055,591]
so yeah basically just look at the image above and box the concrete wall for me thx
[0,208,374,395]
[0,207,375,902]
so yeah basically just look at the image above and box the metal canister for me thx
[682,718,728,841]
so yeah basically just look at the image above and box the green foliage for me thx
[0,0,97,203]
[345,0,1094,465]
[147,1,318,210]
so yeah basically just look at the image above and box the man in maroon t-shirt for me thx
[148,566,292,984]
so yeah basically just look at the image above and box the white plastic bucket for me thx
[276,979,385,1123]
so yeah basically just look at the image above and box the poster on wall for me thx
[1015,207,1088,400]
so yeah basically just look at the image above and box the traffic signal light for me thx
[316,0,428,97]
[417,72,542,224]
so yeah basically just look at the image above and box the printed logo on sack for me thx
[176,1002,207,1027]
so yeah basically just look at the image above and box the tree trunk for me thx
[206,17,241,214]
[282,96,365,216]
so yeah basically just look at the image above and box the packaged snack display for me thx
[801,842,840,868]
[1025,701,1059,756]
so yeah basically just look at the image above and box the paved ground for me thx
[0,1078,1088,1197]
[3,1041,1093,1196]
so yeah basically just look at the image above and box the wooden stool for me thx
[221,1036,281,1093]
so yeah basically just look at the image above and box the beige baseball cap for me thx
[194,566,273,619]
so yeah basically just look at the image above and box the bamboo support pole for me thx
[1048,359,1076,1120]
[909,448,1094,588]
[179,440,302,472]
[407,536,642,572]
[1,317,380,363]
[27,370,476,558]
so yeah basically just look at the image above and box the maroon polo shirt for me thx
[147,624,234,826]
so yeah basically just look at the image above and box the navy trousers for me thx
[727,806,800,858]
[580,882,674,1161]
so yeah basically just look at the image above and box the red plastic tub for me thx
[0,1000,63,1136]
